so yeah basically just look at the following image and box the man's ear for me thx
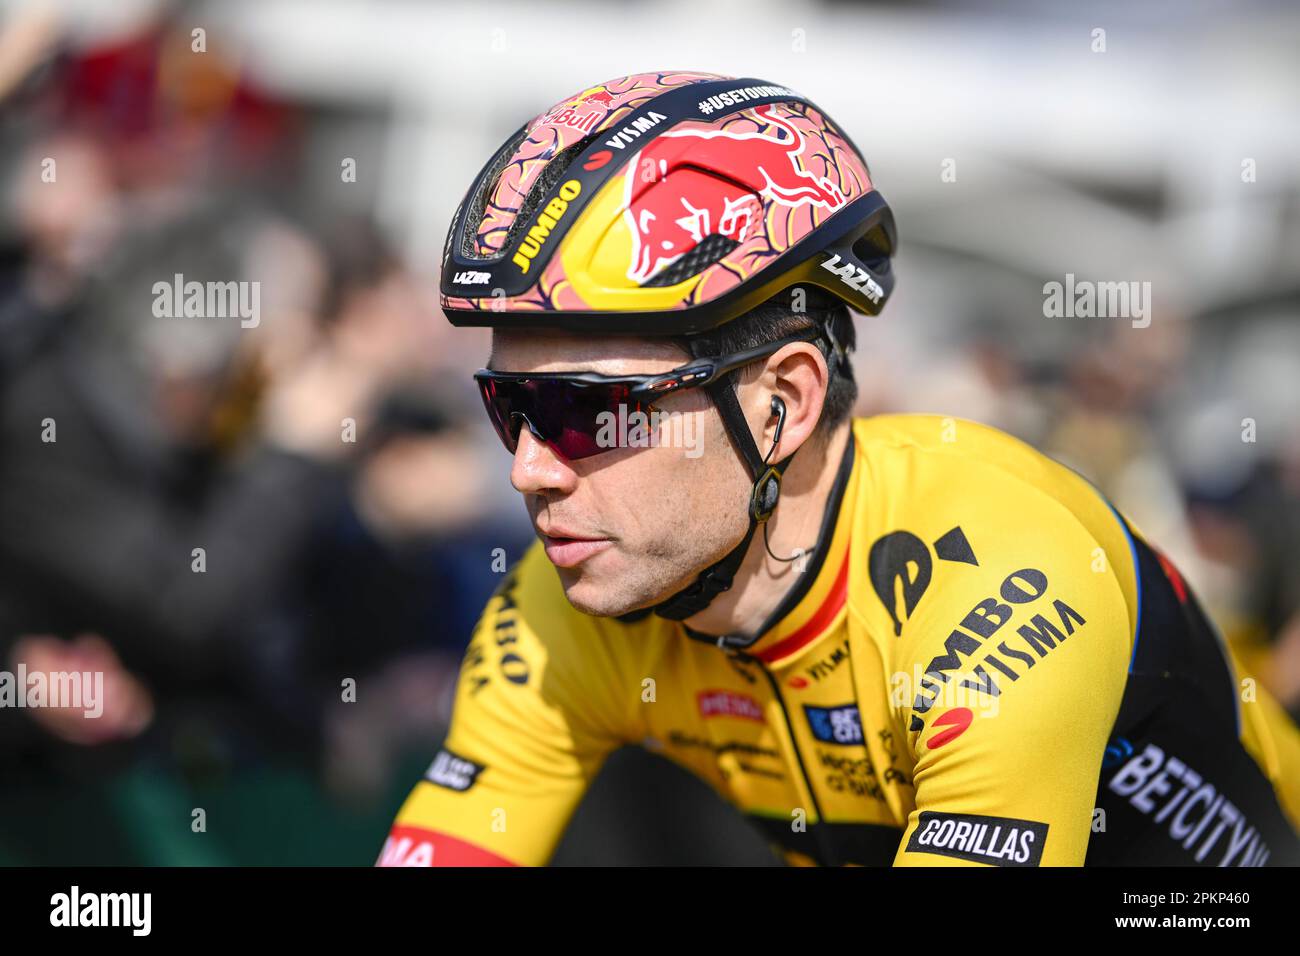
[752,342,830,459]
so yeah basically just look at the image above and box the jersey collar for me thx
[683,429,857,663]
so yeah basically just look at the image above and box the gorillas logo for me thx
[869,526,978,636]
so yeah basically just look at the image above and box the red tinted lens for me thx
[475,376,645,461]
[531,378,632,460]
[477,377,523,453]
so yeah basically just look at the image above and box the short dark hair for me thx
[680,287,858,439]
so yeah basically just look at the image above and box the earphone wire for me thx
[760,422,805,564]
[761,316,839,563]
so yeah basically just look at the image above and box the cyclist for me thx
[379,71,1300,866]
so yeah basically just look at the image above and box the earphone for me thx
[750,396,786,518]
[758,395,804,563]
[768,395,786,454]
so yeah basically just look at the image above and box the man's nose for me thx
[509,426,578,496]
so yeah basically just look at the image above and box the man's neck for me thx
[683,422,852,640]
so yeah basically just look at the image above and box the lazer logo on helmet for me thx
[820,253,884,304]
[512,179,582,275]
[453,270,491,285]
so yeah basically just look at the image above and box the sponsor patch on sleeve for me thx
[904,811,1049,866]
[802,703,863,745]
[424,747,484,793]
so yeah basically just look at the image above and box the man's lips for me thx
[537,529,612,568]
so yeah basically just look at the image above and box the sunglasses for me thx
[475,326,828,461]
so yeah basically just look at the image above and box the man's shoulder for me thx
[851,413,1062,477]
[845,413,1139,670]
[848,413,1119,528]
[440,542,650,789]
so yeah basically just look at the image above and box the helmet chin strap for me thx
[649,376,796,621]
[614,311,843,624]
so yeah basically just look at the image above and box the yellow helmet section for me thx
[559,171,706,311]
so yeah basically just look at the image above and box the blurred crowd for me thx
[0,4,1295,865]
[0,8,532,863]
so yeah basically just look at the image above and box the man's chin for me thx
[556,577,650,618]
[548,547,698,618]
[553,563,665,618]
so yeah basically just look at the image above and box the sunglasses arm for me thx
[634,324,827,400]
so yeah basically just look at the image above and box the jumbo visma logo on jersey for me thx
[462,570,532,694]
[906,566,1088,733]
[869,526,979,636]
[866,526,1091,735]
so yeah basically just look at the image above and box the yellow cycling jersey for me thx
[381,414,1300,867]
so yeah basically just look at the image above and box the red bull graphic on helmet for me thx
[539,86,620,134]
[442,72,873,317]
[623,104,846,285]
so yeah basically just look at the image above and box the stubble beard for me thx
[559,495,750,618]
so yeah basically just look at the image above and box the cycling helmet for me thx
[442,71,897,621]
[441,70,895,331]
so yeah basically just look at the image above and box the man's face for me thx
[488,328,751,617]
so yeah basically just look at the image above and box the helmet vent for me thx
[460,126,530,259]
[642,233,738,287]
[851,223,893,275]
[494,135,598,258]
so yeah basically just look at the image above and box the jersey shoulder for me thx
[385,541,663,866]
[848,416,1143,865]
[849,413,1138,576]
[846,413,1138,686]
[852,413,1097,496]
